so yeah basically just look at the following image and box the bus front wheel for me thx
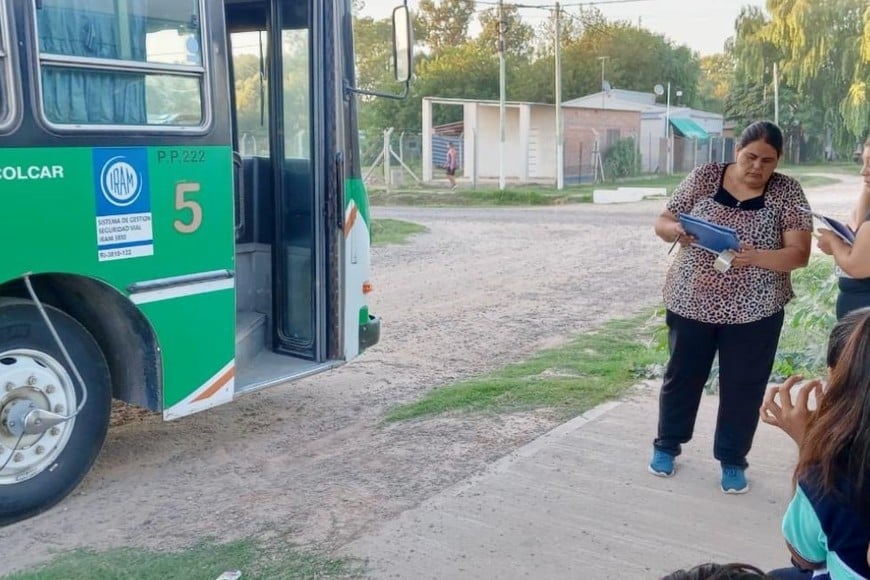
[0,298,111,526]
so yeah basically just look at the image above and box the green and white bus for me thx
[0,0,411,525]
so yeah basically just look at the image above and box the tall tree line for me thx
[327,0,870,165]
[352,2,700,136]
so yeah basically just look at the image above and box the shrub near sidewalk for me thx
[774,257,838,379]
[604,138,642,180]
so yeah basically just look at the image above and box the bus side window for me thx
[35,0,206,128]
[0,0,10,128]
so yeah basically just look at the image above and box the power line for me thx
[475,0,654,8]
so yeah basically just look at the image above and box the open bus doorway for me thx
[226,0,327,391]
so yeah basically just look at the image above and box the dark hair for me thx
[797,307,870,513]
[737,121,784,157]
[661,562,769,580]
[827,307,870,367]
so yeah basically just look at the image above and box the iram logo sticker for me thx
[92,148,154,262]
[100,157,142,207]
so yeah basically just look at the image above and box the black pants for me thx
[654,309,785,468]
[837,278,870,320]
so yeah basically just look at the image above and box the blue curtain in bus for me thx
[38,0,147,124]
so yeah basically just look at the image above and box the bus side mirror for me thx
[392,5,412,83]
[345,2,413,100]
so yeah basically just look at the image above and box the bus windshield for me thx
[0,0,10,128]
[35,0,208,128]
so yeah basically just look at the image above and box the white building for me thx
[421,96,640,185]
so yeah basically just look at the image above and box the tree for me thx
[533,6,583,58]
[475,5,535,62]
[416,0,476,52]
[352,16,396,93]
[697,53,734,113]
[730,0,870,153]
[361,43,501,133]
[520,20,700,106]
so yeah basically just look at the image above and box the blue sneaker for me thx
[648,449,675,477]
[721,464,749,494]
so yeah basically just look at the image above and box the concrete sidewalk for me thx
[344,384,800,579]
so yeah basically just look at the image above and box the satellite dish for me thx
[653,84,664,96]
[602,80,612,92]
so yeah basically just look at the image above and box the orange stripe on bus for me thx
[192,366,235,403]
[344,205,358,238]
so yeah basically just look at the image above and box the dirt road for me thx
[1,174,858,575]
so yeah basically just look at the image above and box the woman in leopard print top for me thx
[648,121,813,493]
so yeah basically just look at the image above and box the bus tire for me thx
[0,298,112,526]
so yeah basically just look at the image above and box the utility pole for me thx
[666,81,671,175]
[597,56,609,108]
[555,2,563,190]
[773,62,780,125]
[498,0,506,191]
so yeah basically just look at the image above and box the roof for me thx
[670,117,709,139]
[564,92,724,122]
[564,92,661,113]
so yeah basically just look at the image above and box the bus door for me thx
[227,0,326,388]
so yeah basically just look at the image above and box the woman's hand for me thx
[731,242,761,268]
[655,212,695,246]
[760,375,823,445]
[816,228,839,255]
[671,223,695,247]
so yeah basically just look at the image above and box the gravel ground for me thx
[1,173,859,575]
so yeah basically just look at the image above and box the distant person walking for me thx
[444,142,458,190]
[650,120,813,493]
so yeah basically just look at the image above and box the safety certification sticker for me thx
[93,148,154,262]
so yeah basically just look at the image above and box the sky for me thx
[359,0,767,57]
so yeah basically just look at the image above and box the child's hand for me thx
[760,375,823,445]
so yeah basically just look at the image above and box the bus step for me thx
[235,310,267,370]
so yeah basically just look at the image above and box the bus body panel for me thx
[343,177,370,359]
[0,145,236,418]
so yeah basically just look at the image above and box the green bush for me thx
[604,138,641,180]
[774,258,838,379]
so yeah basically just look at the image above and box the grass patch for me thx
[369,188,575,207]
[369,174,687,207]
[372,218,428,246]
[384,311,666,422]
[368,163,853,209]
[3,539,365,580]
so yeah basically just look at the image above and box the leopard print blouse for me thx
[663,162,813,325]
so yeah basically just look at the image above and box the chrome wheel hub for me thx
[0,350,76,484]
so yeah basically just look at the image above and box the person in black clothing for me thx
[817,136,870,319]
[650,121,813,493]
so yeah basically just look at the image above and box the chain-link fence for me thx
[360,129,423,187]
[362,128,737,187]
[671,135,735,173]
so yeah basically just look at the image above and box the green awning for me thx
[669,117,709,139]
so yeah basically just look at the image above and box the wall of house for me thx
[562,108,640,183]
[529,105,556,180]
[474,105,523,179]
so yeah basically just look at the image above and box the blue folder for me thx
[678,213,741,254]
[801,208,855,246]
